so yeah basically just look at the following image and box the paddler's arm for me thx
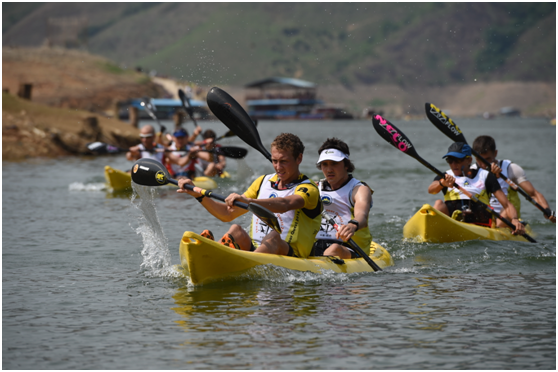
[126,145,141,161]
[176,178,248,222]
[168,146,201,167]
[187,126,202,143]
[428,174,455,194]
[494,189,524,235]
[226,193,305,213]
[215,154,227,171]
[518,180,555,223]
[336,184,372,242]
[225,182,319,214]
[510,163,556,223]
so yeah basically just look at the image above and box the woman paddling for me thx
[312,138,374,259]
[428,142,525,235]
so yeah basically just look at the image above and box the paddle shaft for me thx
[168,178,251,210]
[321,212,382,271]
[178,89,200,128]
[426,103,553,218]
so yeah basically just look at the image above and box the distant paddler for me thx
[126,125,166,163]
[428,142,525,235]
[126,124,204,174]
[471,135,555,224]
[193,129,227,177]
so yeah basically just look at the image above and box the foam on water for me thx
[68,181,107,192]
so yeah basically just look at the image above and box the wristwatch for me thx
[348,219,359,230]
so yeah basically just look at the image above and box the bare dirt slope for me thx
[2,47,168,161]
[2,46,166,114]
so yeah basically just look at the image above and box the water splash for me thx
[130,184,173,277]
[235,158,255,187]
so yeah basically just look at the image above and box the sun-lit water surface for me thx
[3,118,555,369]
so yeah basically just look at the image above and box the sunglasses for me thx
[140,133,154,138]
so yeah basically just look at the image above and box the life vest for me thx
[249,173,322,258]
[168,143,195,176]
[489,160,521,217]
[138,144,165,164]
[443,168,491,205]
[315,176,373,253]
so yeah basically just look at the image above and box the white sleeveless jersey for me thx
[443,168,491,205]
[249,174,320,256]
[315,177,372,248]
[139,144,165,164]
[489,159,520,215]
[168,143,193,174]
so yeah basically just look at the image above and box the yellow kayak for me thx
[104,166,218,192]
[403,204,533,243]
[178,231,394,285]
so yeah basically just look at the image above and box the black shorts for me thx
[311,240,359,259]
[445,200,492,225]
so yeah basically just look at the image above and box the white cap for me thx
[317,148,349,164]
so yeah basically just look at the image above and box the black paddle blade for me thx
[425,103,467,143]
[131,158,174,187]
[216,146,248,159]
[216,120,257,141]
[206,87,272,162]
[248,203,282,234]
[372,115,420,159]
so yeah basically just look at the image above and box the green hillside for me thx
[3,2,555,87]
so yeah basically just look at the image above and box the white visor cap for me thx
[317,148,349,164]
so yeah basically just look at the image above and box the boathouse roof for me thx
[245,77,317,89]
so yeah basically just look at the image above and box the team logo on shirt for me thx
[269,192,278,198]
[464,180,470,186]
[321,195,333,205]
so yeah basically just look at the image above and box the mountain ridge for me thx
[3,3,555,87]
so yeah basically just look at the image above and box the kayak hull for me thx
[179,231,394,285]
[403,204,533,243]
[104,165,218,191]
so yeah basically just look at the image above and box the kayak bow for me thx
[403,204,534,243]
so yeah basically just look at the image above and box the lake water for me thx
[3,118,556,369]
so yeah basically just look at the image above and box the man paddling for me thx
[312,138,374,259]
[428,142,525,235]
[194,129,227,177]
[126,125,166,163]
[177,133,323,257]
[471,135,556,224]
[127,125,205,175]
[167,128,206,178]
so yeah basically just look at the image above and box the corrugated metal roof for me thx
[245,77,317,89]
